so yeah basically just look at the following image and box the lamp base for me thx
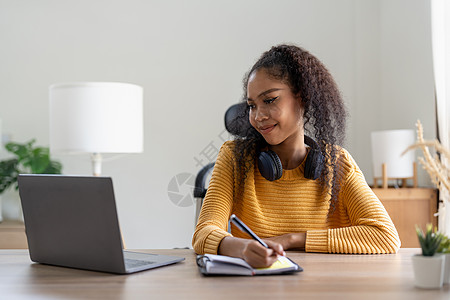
[373,162,418,188]
[91,153,102,176]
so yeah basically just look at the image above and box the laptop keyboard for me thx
[125,258,156,269]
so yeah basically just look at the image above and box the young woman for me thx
[192,44,400,268]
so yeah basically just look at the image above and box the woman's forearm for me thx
[288,232,306,250]
[218,232,306,258]
[265,232,306,250]
[218,236,250,258]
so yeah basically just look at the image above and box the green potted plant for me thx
[0,139,62,220]
[412,224,445,288]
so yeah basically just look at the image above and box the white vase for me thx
[412,254,445,289]
[443,253,450,285]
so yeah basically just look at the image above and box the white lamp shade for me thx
[371,129,415,178]
[50,82,143,154]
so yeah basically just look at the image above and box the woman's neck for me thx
[269,134,307,170]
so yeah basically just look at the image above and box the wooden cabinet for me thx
[372,188,438,248]
[0,220,28,249]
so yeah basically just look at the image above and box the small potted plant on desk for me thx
[0,139,62,220]
[412,224,445,288]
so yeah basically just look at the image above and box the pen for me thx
[230,214,269,248]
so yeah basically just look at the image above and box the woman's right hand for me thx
[242,240,285,268]
[218,237,285,268]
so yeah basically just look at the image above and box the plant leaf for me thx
[416,223,442,256]
[29,147,50,174]
[0,158,19,193]
[0,139,62,195]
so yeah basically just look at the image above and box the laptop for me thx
[18,174,185,274]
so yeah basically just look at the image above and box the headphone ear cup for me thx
[304,149,324,180]
[258,150,282,181]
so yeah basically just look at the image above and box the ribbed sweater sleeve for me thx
[305,151,401,253]
[192,143,234,254]
[312,151,400,253]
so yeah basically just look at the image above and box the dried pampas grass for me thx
[402,120,450,193]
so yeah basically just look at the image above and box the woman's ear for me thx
[295,96,305,127]
[295,95,304,112]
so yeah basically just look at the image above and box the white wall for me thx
[350,0,435,186]
[0,0,435,248]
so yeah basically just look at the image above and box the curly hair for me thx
[232,44,347,214]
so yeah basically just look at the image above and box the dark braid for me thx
[233,44,347,215]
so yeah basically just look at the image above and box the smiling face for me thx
[247,68,304,147]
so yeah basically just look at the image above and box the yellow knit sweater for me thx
[192,141,401,254]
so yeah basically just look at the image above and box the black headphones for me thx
[258,135,324,181]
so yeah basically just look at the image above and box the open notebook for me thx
[196,254,302,276]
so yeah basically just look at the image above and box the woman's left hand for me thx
[264,232,306,251]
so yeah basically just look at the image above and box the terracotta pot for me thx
[412,254,445,289]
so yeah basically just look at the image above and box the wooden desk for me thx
[0,248,448,299]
